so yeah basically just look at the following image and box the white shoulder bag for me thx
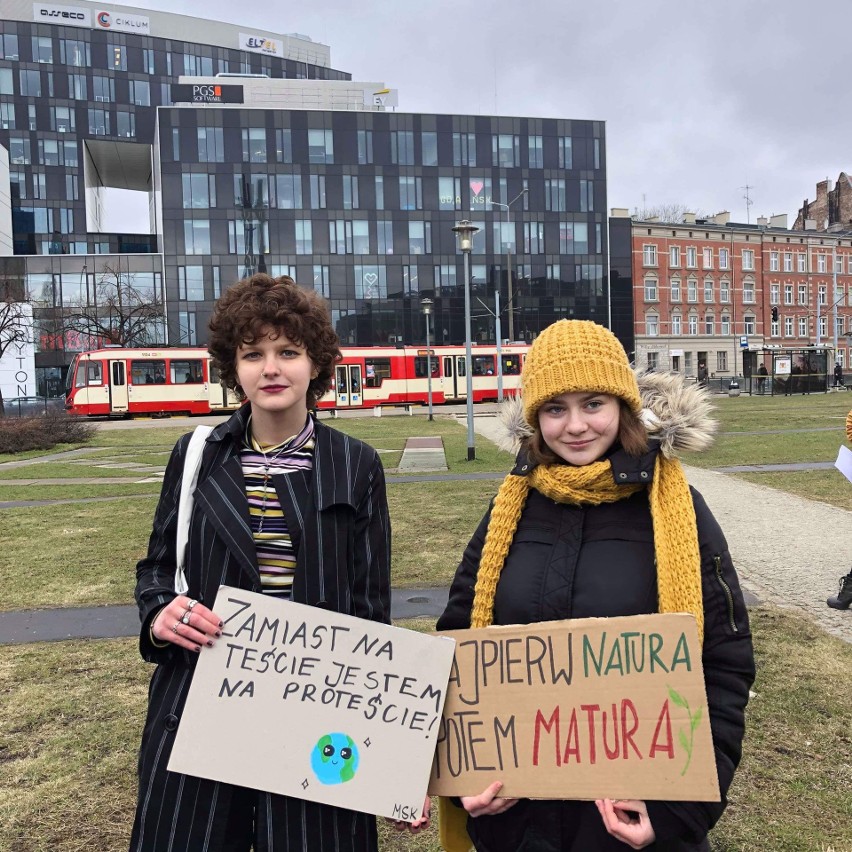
[174,425,213,594]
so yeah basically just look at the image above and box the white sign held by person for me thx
[169,587,456,821]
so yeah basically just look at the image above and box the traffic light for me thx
[771,306,779,322]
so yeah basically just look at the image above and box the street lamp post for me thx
[420,297,434,421]
[452,219,480,461]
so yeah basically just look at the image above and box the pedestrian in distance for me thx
[827,407,852,610]
[833,362,845,389]
[129,274,422,851]
[757,363,768,394]
[437,319,755,852]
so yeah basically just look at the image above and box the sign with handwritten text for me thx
[169,587,456,821]
[429,613,719,802]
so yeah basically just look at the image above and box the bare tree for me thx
[61,264,165,347]
[631,203,712,224]
[0,281,32,416]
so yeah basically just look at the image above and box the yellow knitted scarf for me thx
[469,453,705,640]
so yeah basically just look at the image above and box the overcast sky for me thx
[123,0,851,227]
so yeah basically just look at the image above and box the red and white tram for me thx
[64,343,530,417]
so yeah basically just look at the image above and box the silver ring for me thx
[181,610,191,625]
[172,622,179,634]
[187,599,198,610]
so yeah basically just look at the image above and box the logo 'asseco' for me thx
[39,8,84,20]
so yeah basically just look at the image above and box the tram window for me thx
[171,359,204,384]
[112,361,125,386]
[364,357,391,387]
[414,356,439,378]
[76,361,102,387]
[473,355,495,376]
[501,355,521,376]
[132,359,166,385]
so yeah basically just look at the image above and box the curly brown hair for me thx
[208,274,341,406]
[525,399,649,465]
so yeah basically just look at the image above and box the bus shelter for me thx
[742,347,832,396]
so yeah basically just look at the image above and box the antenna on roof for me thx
[740,183,754,224]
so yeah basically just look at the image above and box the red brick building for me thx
[620,210,852,381]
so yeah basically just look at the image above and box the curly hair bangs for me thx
[208,274,341,406]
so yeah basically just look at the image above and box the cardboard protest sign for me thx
[429,613,720,802]
[168,586,456,821]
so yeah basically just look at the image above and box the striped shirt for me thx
[241,416,315,598]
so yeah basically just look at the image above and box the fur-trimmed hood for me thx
[496,370,718,459]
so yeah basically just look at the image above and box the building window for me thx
[19,69,41,97]
[391,130,414,165]
[688,315,698,335]
[704,314,714,335]
[784,316,793,337]
[784,284,794,305]
[212,267,221,298]
[523,221,543,254]
[276,129,292,163]
[275,174,302,209]
[836,316,845,337]
[836,254,844,274]
[129,79,150,106]
[528,135,543,168]
[178,311,197,345]
[719,247,729,269]
[672,314,682,335]
[357,130,372,164]
[770,251,779,271]
[92,75,114,102]
[819,284,827,305]
[545,179,566,212]
[468,177,492,211]
[819,315,828,338]
[493,134,520,167]
[798,316,808,337]
[241,128,266,163]
[784,252,793,272]
[435,263,457,292]
[184,220,210,254]
[1,34,19,60]
[744,316,756,335]
[670,245,680,267]
[438,176,461,211]
[770,319,779,337]
[770,283,780,304]
[817,254,827,273]
[686,246,697,268]
[377,220,393,254]
[178,266,205,300]
[309,175,326,209]
[717,351,727,371]
[646,314,659,336]
[642,244,657,266]
[421,131,438,166]
[198,127,224,162]
[704,278,714,302]
[399,176,422,210]
[116,111,135,138]
[742,249,755,271]
[558,136,572,168]
[644,278,658,301]
[579,180,594,212]
[798,284,807,305]
[702,247,713,269]
[670,278,681,301]
[307,128,333,164]
[743,281,755,302]
[408,221,431,254]
[50,106,74,133]
[354,265,387,299]
[87,108,110,135]
[295,220,313,254]
[798,252,806,272]
[687,279,698,302]
[721,315,731,335]
[313,265,330,298]
[560,222,588,254]
[452,132,476,166]
[182,173,216,209]
[109,42,126,70]
[31,36,53,64]
[143,48,154,74]
[59,38,89,67]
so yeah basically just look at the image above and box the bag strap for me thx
[174,425,213,594]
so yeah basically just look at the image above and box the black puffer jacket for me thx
[437,445,755,852]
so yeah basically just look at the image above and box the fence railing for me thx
[0,397,66,418]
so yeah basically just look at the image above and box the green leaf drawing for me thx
[668,685,704,776]
[668,686,689,709]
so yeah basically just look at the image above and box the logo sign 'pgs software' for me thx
[171,84,245,105]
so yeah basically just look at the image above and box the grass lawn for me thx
[1,608,849,851]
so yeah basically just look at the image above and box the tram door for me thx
[442,355,467,400]
[335,364,363,407]
[207,363,232,411]
[109,360,129,413]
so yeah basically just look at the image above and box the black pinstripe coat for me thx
[130,405,391,852]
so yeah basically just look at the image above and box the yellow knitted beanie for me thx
[522,320,641,426]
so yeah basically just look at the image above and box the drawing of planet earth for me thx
[310,732,360,784]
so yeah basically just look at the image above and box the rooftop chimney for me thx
[757,216,768,227]
[805,218,817,230]
[769,213,788,229]
[712,211,730,226]
[682,212,696,224]
[610,207,630,218]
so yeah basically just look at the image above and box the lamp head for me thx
[420,296,433,316]
[452,219,480,253]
